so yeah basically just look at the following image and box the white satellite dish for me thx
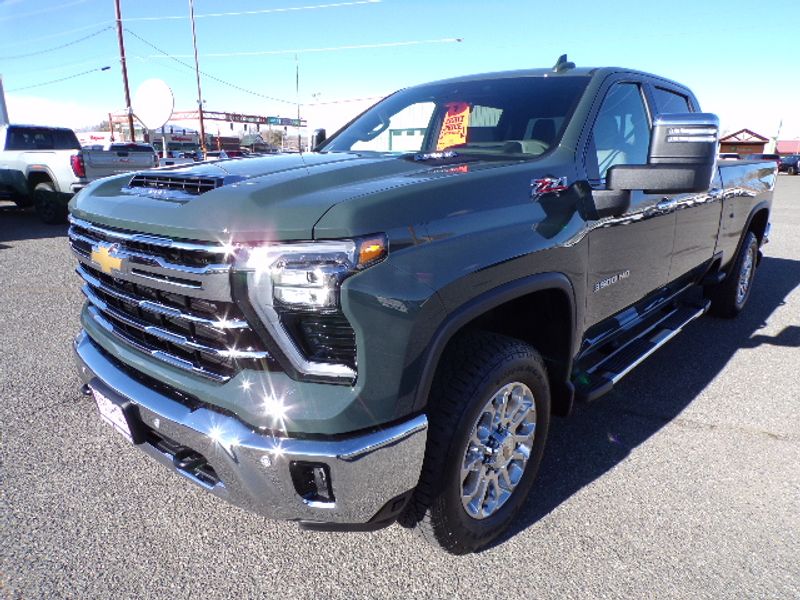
[133,79,174,130]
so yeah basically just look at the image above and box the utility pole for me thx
[114,0,136,141]
[189,0,207,155]
[296,54,302,152]
[0,75,9,125]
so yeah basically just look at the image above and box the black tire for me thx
[708,231,759,318]
[33,181,67,224]
[789,166,797,176]
[12,192,34,208]
[401,331,551,554]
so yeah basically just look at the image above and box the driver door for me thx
[583,81,677,327]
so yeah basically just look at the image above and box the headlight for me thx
[239,236,386,311]
[235,235,387,382]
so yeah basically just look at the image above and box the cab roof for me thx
[416,66,689,93]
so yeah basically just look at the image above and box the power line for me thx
[125,28,296,105]
[0,0,89,23]
[7,66,111,93]
[1,56,119,78]
[0,21,112,51]
[309,95,385,106]
[123,0,380,22]
[147,37,463,59]
[0,26,113,60]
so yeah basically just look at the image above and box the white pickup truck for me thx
[0,125,158,223]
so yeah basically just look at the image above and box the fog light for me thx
[290,461,335,503]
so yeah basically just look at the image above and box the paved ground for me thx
[1,177,799,600]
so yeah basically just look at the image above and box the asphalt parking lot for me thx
[1,177,799,599]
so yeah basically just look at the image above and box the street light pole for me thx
[188,0,207,155]
[114,0,136,142]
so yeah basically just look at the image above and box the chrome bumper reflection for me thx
[73,330,428,524]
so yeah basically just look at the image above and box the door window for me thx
[653,87,692,114]
[589,83,651,181]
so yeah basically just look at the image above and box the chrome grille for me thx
[69,216,229,269]
[69,217,270,382]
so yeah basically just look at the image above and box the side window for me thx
[351,102,435,153]
[589,83,651,181]
[653,87,692,114]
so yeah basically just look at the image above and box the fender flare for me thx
[742,200,771,242]
[411,272,578,413]
[25,166,60,193]
[728,200,771,269]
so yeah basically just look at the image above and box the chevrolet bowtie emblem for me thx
[90,243,123,275]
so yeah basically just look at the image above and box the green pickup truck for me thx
[70,59,775,554]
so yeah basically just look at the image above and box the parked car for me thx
[204,150,245,160]
[158,152,195,168]
[0,124,85,222]
[0,125,158,223]
[742,153,781,169]
[778,154,800,175]
[79,142,159,180]
[69,60,773,554]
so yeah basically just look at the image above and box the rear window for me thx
[5,127,80,151]
[108,143,156,153]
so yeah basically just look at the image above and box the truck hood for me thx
[69,152,516,241]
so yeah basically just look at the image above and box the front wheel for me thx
[402,331,551,554]
[12,191,34,208]
[33,181,67,224]
[788,166,797,176]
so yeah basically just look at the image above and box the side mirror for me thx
[311,128,327,151]
[607,113,719,193]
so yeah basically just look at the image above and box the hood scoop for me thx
[122,172,245,202]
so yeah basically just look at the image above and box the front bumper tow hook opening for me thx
[173,448,207,472]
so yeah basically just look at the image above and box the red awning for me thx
[777,140,800,154]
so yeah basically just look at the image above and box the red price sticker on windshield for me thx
[436,102,470,151]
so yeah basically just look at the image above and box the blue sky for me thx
[1,0,799,138]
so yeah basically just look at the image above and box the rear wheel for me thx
[789,166,797,176]
[402,331,550,554]
[708,231,759,318]
[33,181,67,224]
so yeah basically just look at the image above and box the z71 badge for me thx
[531,176,569,199]
[594,270,630,292]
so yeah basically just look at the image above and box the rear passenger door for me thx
[647,85,723,281]
[582,80,676,328]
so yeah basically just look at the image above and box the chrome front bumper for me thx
[74,330,428,525]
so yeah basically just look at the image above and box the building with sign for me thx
[718,129,769,155]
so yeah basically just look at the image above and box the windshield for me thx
[322,76,589,157]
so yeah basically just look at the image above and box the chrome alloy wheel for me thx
[460,382,537,520]
[736,243,756,305]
